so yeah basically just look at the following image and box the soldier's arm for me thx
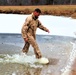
[21,17,30,38]
[38,20,50,33]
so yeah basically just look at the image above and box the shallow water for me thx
[0,34,75,75]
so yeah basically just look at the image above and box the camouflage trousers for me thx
[22,35,42,59]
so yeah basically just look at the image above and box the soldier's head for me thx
[33,8,41,19]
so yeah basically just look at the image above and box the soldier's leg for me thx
[22,42,30,53]
[28,36,42,59]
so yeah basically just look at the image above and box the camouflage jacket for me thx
[21,13,48,39]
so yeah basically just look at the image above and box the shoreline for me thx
[0,5,76,19]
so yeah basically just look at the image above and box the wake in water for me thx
[61,41,76,75]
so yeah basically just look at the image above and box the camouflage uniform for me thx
[21,13,48,58]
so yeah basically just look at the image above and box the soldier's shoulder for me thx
[26,15,32,20]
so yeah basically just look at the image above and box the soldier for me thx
[21,8,50,59]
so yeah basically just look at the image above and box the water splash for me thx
[0,53,43,68]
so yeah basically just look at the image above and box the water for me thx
[0,14,76,75]
[0,33,75,75]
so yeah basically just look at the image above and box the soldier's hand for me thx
[24,38,28,42]
[46,29,50,33]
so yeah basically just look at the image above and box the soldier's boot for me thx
[35,51,42,59]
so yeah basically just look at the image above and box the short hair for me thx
[34,8,41,13]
